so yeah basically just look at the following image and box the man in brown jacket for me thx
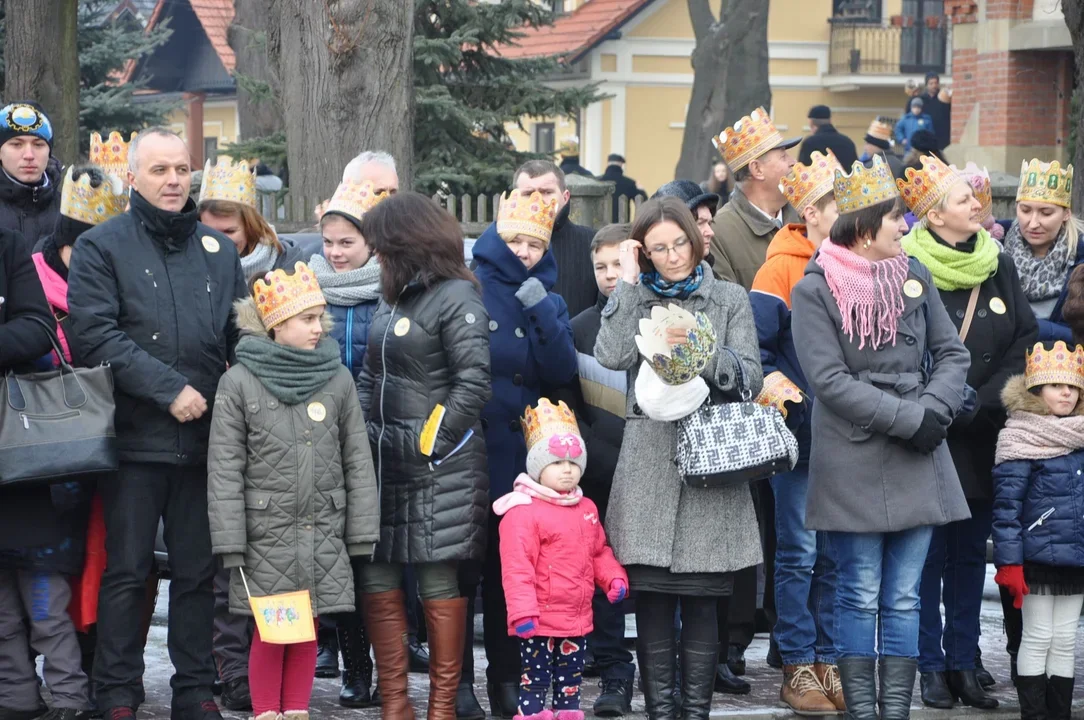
[710,107,801,291]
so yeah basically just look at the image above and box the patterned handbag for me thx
[675,348,799,489]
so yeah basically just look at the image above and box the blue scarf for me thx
[640,265,704,300]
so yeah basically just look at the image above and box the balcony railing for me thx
[828,18,947,76]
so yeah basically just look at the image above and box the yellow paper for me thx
[248,590,315,645]
[419,404,446,457]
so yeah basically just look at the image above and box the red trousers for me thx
[248,621,318,714]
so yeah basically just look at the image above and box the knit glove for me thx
[907,408,948,454]
[515,277,548,309]
[514,617,540,639]
[995,565,1029,609]
[607,579,628,604]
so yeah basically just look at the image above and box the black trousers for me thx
[93,463,216,710]
[722,479,777,654]
[458,512,519,686]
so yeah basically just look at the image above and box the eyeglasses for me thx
[646,237,691,258]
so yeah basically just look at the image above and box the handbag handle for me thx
[5,315,88,411]
[721,346,753,402]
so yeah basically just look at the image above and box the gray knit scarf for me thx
[307,253,383,305]
[1005,220,1073,302]
[235,335,342,405]
[240,243,278,284]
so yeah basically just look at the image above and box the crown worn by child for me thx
[495,399,629,720]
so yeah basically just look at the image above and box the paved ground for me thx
[126,566,1084,718]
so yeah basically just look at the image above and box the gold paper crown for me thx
[323,180,389,225]
[1017,159,1073,209]
[865,117,895,143]
[496,191,558,245]
[755,371,805,419]
[955,162,993,223]
[521,398,579,451]
[1025,341,1084,391]
[780,150,842,214]
[896,155,965,219]
[834,156,899,214]
[252,261,326,330]
[711,107,788,172]
[59,166,127,227]
[199,157,256,208]
[89,131,135,183]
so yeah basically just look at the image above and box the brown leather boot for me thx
[814,662,847,712]
[780,664,838,716]
[422,597,468,720]
[362,589,417,720]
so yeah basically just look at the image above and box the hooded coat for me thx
[207,299,379,616]
[791,256,972,533]
[472,226,578,499]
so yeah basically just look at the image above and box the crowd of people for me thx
[0,82,1083,720]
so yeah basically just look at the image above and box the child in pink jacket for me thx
[495,399,628,720]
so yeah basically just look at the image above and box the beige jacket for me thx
[710,187,800,291]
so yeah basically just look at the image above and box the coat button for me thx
[977,309,988,318]
[720,374,729,385]
[955,309,965,319]
[633,403,643,415]
[489,320,498,331]
[152,333,159,340]
[982,353,992,363]
[515,328,525,338]
[905,336,916,345]
[513,374,523,386]
[508,420,519,431]
[306,440,312,446]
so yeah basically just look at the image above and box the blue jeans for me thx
[918,503,992,672]
[830,526,934,659]
[587,588,634,681]
[771,468,838,665]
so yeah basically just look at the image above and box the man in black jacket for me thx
[0,102,61,244]
[598,154,646,223]
[908,73,952,151]
[68,128,246,720]
[797,105,858,169]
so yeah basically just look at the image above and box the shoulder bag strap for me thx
[958,285,981,344]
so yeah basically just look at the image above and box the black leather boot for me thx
[484,681,519,719]
[919,671,954,709]
[1016,675,1049,720]
[679,640,719,720]
[878,656,917,720]
[637,638,679,719]
[975,648,995,688]
[1046,675,1074,720]
[837,657,877,720]
[946,669,999,709]
[338,622,375,708]
[454,682,485,720]
[316,623,339,678]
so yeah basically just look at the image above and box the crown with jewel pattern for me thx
[199,157,256,208]
[833,156,899,214]
[780,150,842,215]
[496,191,558,245]
[955,162,993,223]
[252,261,327,330]
[323,180,389,226]
[865,117,896,144]
[59,166,127,227]
[521,398,586,479]
[1017,159,1073,209]
[1025,340,1084,391]
[89,131,136,184]
[711,107,788,172]
[634,305,718,386]
[896,154,965,220]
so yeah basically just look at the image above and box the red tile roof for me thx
[142,0,235,71]
[497,0,655,62]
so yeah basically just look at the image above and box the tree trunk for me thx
[230,0,285,142]
[1064,0,1084,211]
[267,0,413,209]
[4,0,80,165]
[675,0,771,183]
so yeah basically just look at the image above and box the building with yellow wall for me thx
[503,0,951,194]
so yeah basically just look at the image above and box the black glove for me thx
[908,408,949,454]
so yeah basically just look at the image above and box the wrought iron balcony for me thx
[828,17,947,76]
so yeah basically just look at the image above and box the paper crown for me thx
[955,162,993,223]
[865,117,895,144]
[755,371,805,419]
[780,150,842,215]
[252,261,326,330]
[89,131,135,183]
[1017,159,1073,209]
[521,398,586,479]
[59,166,127,227]
[1025,341,1084,391]
[323,180,389,225]
[496,191,558,245]
[634,304,717,386]
[834,156,899,214]
[896,155,965,219]
[199,157,256,208]
[711,107,793,172]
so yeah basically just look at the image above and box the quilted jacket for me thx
[357,277,492,564]
[208,299,380,616]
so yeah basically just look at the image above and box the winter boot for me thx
[679,640,720,719]
[338,621,375,708]
[423,597,467,720]
[780,664,837,715]
[1015,675,1049,720]
[877,656,917,720]
[316,622,339,678]
[946,669,998,709]
[1046,675,1075,720]
[837,657,877,720]
[814,662,846,712]
[362,589,417,720]
[637,637,679,719]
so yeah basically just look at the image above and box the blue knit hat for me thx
[0,102,53,148]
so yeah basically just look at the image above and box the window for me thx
[548,0,564,14]
[832,0,881,21]
[534,123,555,155]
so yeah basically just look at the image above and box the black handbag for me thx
[0,315,117,487]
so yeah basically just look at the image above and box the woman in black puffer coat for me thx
[356,193,491,720]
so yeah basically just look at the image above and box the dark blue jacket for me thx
[472,224,577,499]
[328,299,379,378]
[1033,232,1084,344]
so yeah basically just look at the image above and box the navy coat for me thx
[328,299,378,378]
[472,224,577,499]
[1032,231,1084,344]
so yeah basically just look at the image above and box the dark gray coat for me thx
[791,256,972,533]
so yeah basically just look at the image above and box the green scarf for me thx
[235,335,342,405]
[900,225,1000,291]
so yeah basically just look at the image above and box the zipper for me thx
[345,306,354,371]
[207,275,218,342]
[1028,507,1056,532]
[21,410,80,429]
[145,269,161,338]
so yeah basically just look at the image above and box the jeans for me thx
[918,503,992,672]
[587,588,634,681]
[830,526,933,659]
[94,464,216,710]
[771,468,838,665]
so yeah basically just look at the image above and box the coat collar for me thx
[729,186,798,239]
[129,190,199,252]
[472,221,558,289]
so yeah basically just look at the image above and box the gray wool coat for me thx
[791,256,972,534]
[594,263,764,574]
[208,299,380,616]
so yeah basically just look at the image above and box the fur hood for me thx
[233,296,334,339]
[1001,373,1084,417]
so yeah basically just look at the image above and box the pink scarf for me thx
[995,411,1084,465]
[30,252,71,363]
[815,240,909,350]
[492,473,583,516]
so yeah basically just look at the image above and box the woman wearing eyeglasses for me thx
[594,196,764,719]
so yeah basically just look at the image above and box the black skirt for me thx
[1024,562,1084,596]
[627,564,734,597]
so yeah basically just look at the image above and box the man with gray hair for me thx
[68,127,247,720]
[341,150,399,194]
